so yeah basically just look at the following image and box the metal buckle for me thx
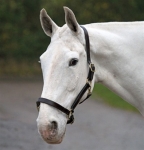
[87,86,92,98]
[86,79,92,97]
[68,109,74,124]
[88,87,92,95]
[68,109,74,119]
[89,63,95,72]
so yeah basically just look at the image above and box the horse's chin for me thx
[44,137,63,144]
[38,127,66,144]
[42,134,64,144]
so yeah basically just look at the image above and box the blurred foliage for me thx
[0,0,45,60]
[0,0,144,62]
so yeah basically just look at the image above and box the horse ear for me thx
[40,9,59,37]
[64,7,81,33]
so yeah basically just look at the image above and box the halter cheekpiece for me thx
[36,26,95,124]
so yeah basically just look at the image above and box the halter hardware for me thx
[89,63,95,72]
[68,109,74,124]
[36,26,95,124]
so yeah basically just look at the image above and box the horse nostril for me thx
[51,121,58,130]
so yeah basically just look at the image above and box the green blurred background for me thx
[1,0,144,111]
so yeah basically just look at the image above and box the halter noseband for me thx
[36,26,95,124]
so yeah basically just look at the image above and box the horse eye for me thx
[69,58,78,66]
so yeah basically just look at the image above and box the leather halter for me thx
[36,26,95,124]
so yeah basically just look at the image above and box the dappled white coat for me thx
[37,7,144,144]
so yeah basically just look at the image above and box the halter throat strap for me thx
[36,26,95,124]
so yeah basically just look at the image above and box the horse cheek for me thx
[67,75,79,92]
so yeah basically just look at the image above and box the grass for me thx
[92,83,138,112]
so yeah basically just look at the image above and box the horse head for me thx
[36,7,95,144]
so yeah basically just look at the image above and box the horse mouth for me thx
[39,127,66,144]
[41,133,65,144]
[45,137,63,144]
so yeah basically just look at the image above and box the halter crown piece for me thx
[36,26,95,124]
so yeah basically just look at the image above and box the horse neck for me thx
[85,22,144,114]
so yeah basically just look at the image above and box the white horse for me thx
[36,7,144,144]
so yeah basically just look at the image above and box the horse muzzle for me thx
[38,121,65,144]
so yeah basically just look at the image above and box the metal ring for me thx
[68,109,74,119]
[89,63,95,72]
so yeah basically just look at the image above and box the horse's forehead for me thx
[49,29,81,52]
[52,25,80,47]
[58,25,71,37]
[41,25,83,60]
